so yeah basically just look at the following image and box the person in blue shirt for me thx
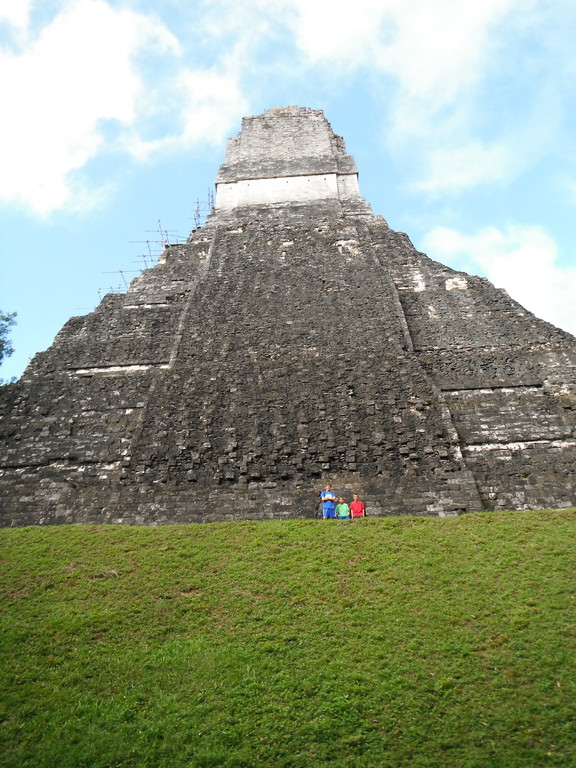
[320,482,337,519]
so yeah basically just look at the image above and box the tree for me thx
[0,310,17,370]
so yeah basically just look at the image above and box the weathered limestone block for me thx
[216,107,366,210]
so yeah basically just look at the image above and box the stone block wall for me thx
[365,223,576,510]
[125,205,481,519]
[216,107,355,182]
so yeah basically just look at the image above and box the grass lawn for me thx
[1,509,575,767]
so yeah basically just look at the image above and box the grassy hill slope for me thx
[1,510,575,768]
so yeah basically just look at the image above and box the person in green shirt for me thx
[335,497,350,520]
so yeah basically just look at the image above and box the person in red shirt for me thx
[349,493,365,518]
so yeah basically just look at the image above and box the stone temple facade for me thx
[1,106,575,526]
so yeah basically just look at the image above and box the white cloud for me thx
[0,0,33,35]
[266,0,520,128]
[422,224,576,336]
[208,0,537,195]
[0,0,246,215]
[411,140,514,195]
[209,0,519,102]
[177,69,249,147]
[271,0,513,80]
[0,0,179,214]
[245,0,574,196]
[124,68,249,161]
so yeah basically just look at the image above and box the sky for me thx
[1,0,575,381]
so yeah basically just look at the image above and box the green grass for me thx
[1,510,575,767]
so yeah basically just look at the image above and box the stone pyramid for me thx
[1,106,575,526]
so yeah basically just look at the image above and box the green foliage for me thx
[0,310,16,365]
[0,310,17,383]
[1,510,575,767]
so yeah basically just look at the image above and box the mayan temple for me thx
[1,106,575,526]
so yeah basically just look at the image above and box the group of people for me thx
[319,483,366,520]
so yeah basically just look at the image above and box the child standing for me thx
[335,497,350,520]
[320,482,337,519]
[350,494,366,518]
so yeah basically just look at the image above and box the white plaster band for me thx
[67,364,170,375]
[464,439,576,452]
[216,173,360,209]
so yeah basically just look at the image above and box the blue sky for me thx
[1,0,575,381]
